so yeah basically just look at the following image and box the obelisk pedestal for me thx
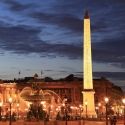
[82,11,96,118]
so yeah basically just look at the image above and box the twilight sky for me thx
[0,0,125,87]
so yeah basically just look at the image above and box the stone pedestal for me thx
[82,90,97,118]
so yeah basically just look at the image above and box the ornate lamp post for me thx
[122,98,125,125]
[65,98,68,125]
[16,103,19,120]
[70,106,73,117]
[63,96,68,125]
[104,97,109,125]
[85,101,88,118]
[0,102,3,121]
[79,104,82,119]
[98,103,101,120]
[8,97,12,125]
[95,106,99,117]
[98,103,101,109]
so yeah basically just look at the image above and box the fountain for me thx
[20,74,63,121]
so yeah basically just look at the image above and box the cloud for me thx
[0,0,125,68]
[0,24,82,59]
[31,12,83,34]
[1,0,33,11]
[74,71,125,81]
[92,37,125,68]
[93,72,125,81]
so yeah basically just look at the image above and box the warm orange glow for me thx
[16,103,19,107]
[8,97,12,103]
[98,103,101,107]
[122,98,125,104]
[27,102,32,107]
[104,97,109,103]
[0,102,3,107]
[62,103,65,107]
[111,107,114,110]
[41,101,45,105]
[79,104,82,108]
[85,101,88,105]
[95,106,99,110]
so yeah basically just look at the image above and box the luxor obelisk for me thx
[82,11,96,117]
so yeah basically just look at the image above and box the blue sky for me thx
[0,0,125,87]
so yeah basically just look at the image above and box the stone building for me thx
[0,76,124,116]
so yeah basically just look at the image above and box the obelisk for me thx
[82,11,96,117]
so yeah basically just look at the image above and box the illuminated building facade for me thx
[0,77,123,118]
[0,83,27,117]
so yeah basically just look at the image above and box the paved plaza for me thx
[0,120,124,125]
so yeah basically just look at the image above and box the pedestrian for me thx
[112,115,117,125]
[110,115,113,125]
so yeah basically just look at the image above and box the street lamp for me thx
[79,104,82,119]
[95,106,99,117]
[8,97,12,125]
[122,98,125,125]
[63,97,68,125]
[98,103,101,120]
[104,97,109,125]
[65,101,68,125]
[85,101,88,118]
[98,103,101,107]
[16,103,19,120]
[0,102,3,120]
